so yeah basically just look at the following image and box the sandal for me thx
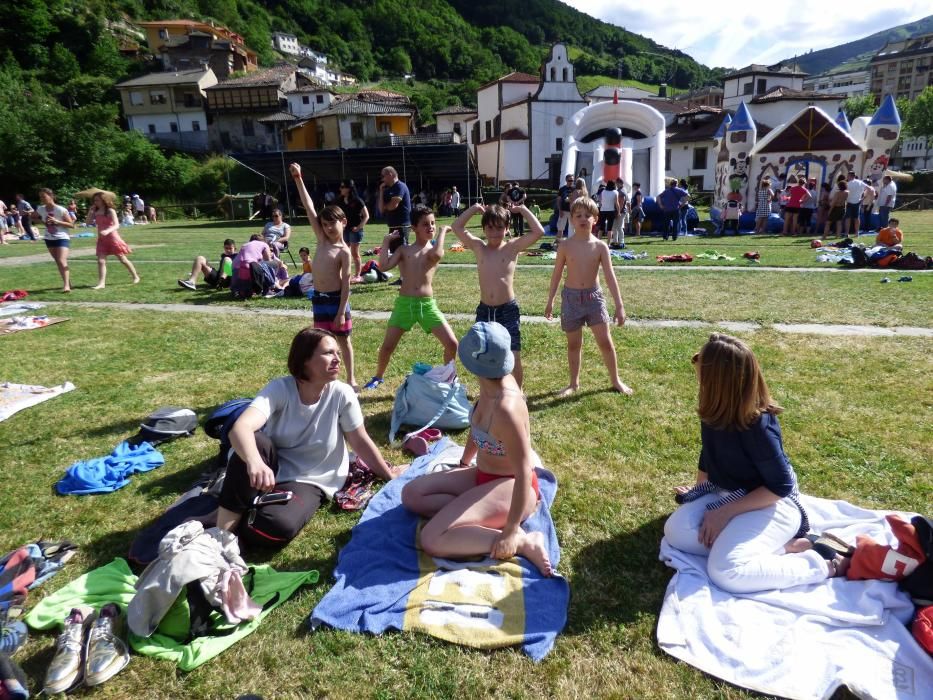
[807,532,855,559]
[403,435,429,457]
[413,428,442,442]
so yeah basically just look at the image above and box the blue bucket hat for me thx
[458,322,514,379]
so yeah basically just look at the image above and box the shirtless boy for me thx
[291,163,357,389]
[545,197,633,397]
[451,202,544,387]
[363,204,458,389]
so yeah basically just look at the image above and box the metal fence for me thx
[894,193,933,211]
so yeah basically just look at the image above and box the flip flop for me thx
[807,532,855,559]
[413,428,442,442]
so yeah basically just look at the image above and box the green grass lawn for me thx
[0,217,931,698]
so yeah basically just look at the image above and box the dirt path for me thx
[24,301,932,338]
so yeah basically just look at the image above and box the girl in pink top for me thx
[86,192,139,289]
[782,175,811,236]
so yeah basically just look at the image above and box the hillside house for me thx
[285,94,415,151]
[205,64,302,152]
[435,105,477,143]
[869,33,933,102]
[722,64,807,109]
[137,20,257,77]
[115,68,218,153]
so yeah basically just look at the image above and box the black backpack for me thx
[128,407,198,447]
[204,398,253,462]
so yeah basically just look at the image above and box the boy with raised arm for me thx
[451,202,543,387]
[290,163,357,390]
[363,204,458,390]
[545,197,633,397]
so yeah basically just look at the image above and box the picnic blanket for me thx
[0,303,44,318]
[310,438,569,660]
[657,496,933,700]
[0,381,75,422]
[0,315,69,335]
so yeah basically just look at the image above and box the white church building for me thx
[470,44,587,185]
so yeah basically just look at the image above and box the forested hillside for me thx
[779,14,933,75]
[0,0,721,199]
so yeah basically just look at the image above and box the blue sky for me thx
[563,1,932,69]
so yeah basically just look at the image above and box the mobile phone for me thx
[253,490,293,507]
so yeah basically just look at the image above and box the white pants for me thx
[555,210,570,237]
[664,492,829,593]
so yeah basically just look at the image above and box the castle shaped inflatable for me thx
[712,96,902,225]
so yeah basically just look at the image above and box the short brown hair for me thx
[570,196,599,219]
[320,204,346,223]
[38,187,54,199]
[481,204,510,230]
[287,327,335,381]
[696,333,782,430]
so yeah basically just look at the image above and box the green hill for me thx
[778,14,933,75]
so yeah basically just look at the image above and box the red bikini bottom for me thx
[475,468,540,500]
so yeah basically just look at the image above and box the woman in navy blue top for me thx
[664,333,849,593]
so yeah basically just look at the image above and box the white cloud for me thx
[562,0,932,68]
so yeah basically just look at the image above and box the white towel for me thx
[657,495,933,700]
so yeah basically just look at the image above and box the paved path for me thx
[0,245,165,266]
[32,301,933,338]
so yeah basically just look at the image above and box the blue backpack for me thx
[204,398,252,459]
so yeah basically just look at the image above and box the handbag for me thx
[389,369,470,444]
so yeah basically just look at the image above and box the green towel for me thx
[26,557,318,671]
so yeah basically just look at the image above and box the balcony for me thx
[365,132,458,147]
[145,131,210,153]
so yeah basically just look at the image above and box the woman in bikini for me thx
[401,322,552,575]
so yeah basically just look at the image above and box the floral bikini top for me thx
[469,389,524,457]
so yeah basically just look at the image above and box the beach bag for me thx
[129,407,197,446]
[389,364,469,444]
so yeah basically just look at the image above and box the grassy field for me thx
[0,215,931,699]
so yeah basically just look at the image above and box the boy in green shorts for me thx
[363,204,458,389]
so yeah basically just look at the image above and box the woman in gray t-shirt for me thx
[216,327,403,544]
[34,188,75,292]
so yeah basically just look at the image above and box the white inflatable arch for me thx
[560,100,667,196]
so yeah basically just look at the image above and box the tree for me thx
[842,94,877,122]
[902,86,933,170]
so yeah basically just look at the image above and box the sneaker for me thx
[0,620,27,654]
[363,376,384,390]
[84,603,129,687]
[44,607,93,695]
[178,279,196,290]
[389,278,403,286]
[897,276,913,282]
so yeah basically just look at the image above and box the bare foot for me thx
[784,537,812,554]
[827,555,851,578]
[92,284,105,290]
[518,531,552,577]
[62,288,71,293]
[555,384,578,398]
[132,277,141,284]
[612,380,634,395]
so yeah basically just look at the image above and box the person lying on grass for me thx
[664,333,851,593]
[401,322,552,576]
[215,327,403,545]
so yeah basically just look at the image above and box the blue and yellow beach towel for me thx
[310,439,569,660]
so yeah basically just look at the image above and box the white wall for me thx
[286,92,332,117]
[724,74,803,109]
[476,85,499,141]
[502,82,536,106]
[128,111,207,133]
[667,141,714,189]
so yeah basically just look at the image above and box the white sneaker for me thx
[178,279,196,290]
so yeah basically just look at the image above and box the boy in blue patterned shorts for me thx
[363,204,458,389]
[451,202,543,387]
[545,196,633,397]
[291,163,357,389]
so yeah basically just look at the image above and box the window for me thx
[147,124,156,134]
[665,149,671,170]
[562,68,568,81]
[242,118,254,137]
[192,121,201,131]
[170,122,178,133]
[743,82,753,95]
[692,147,708,170]
[688,175,704,190]
[150,91,167,105]
[220,131,231,148]
[351,122,364,139]
[182,92,196,108]
[756,78,766,94]
[158,29,169,40]
[550,67,556,81]
[485,120,491,140]
[302,96,310,105]
[493,115,500,137]
[316,94,324,103]
[130,91,144,106]
[556,137,563,151]
[453,122,462,135]
[377,121,390,133]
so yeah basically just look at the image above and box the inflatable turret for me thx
[718,102,756,213]
[863,95,901,182]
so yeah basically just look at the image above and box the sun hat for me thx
[458,322,514,379]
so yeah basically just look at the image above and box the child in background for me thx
[178,238,237,290]
[452,202,544,387]
[875,217,903,251]
[291,163,357,390]
[298,246,312,274]
[544,197,633,397]
[363,205,458,390]
[86,191,140,289]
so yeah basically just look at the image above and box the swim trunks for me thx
[475,299,521,351]
[388,295,446,333]
[312,289,352,335]
[560,286,610,332]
